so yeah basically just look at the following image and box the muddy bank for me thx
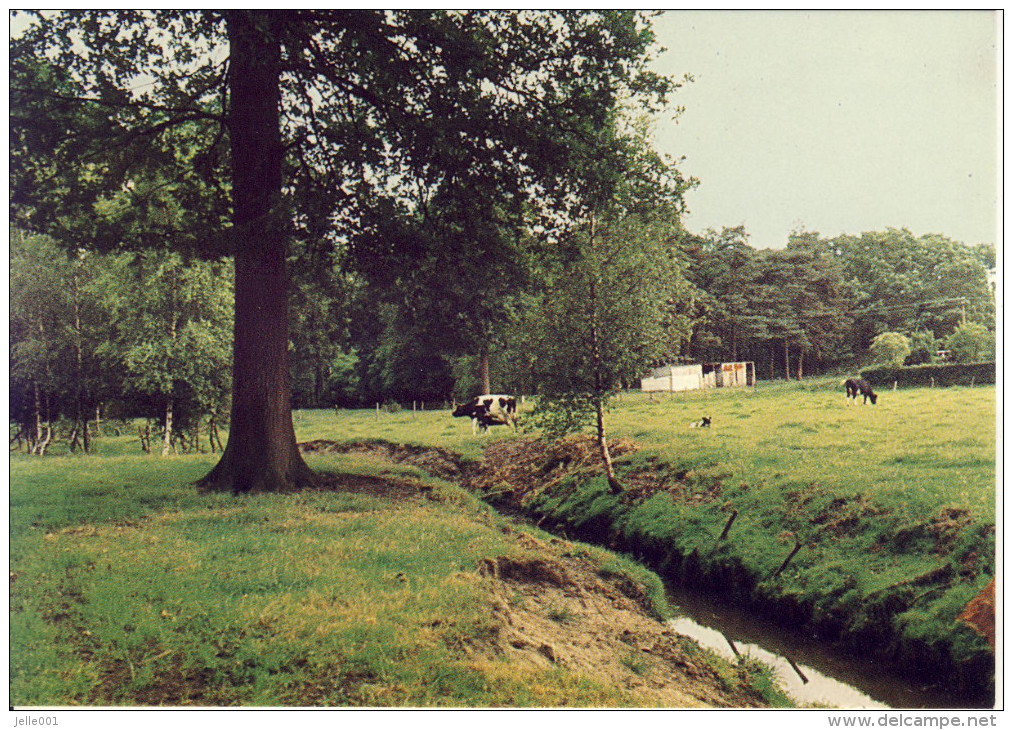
[301,439,470,480]
[470,527,778,707]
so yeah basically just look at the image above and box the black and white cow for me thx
[452,395,518,434]
[844,378,878,405]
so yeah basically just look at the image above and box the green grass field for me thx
[294,384,996,630]
[607,382,996,521]
[291,380,996,698]
[10,380,996,705]
[293,380,996,524]
[10,451,715,706]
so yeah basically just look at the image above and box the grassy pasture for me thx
[607,382,996,521]
[293,380,996,697]
[294,380,996,521]
[10,380,996,705]
[11,449,709,706]
[293,407,491,461]
[292,383,997,619]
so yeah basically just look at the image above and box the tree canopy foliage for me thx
[678,227,994,378]
[11,9,677,256]
[11,10,684,490]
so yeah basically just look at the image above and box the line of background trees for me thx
[677,225,995,380]
[10,230,233,454]
[11,216,995,455]
[285,221,995,405]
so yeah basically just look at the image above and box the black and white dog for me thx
[844,378,878,405]
[689,416,712,428]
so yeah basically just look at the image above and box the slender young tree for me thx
[531,119,689,492]
[533,213,684,491]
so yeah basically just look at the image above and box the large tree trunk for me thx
[198,11,315,493]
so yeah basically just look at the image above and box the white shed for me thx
[641,362,756,392]
[640,364,703,392]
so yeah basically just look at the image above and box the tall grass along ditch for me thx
[462,434,994,707]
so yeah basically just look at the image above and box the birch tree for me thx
[531,120,688,492]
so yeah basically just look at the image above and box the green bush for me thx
[945,323,995,364]
[868,332,911,367]
[904,330,937,366]
[861,362,995,388]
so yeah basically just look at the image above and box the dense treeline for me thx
[678,226,995,380]
[283,224,996,405]
[10,218,995,447]
[10,230,233,454]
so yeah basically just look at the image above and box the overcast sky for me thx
[648,10,999,250]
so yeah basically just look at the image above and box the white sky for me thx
[649,10,999,249]
[9,10,999,252]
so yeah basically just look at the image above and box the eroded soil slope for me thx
[469,525,771,707]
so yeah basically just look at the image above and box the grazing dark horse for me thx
[844,378,878,405]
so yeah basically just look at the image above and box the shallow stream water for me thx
[666,584,982,709]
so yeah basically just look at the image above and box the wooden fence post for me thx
[774,542,803,577]
[718,510,739,541]
[786,656,810,684]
